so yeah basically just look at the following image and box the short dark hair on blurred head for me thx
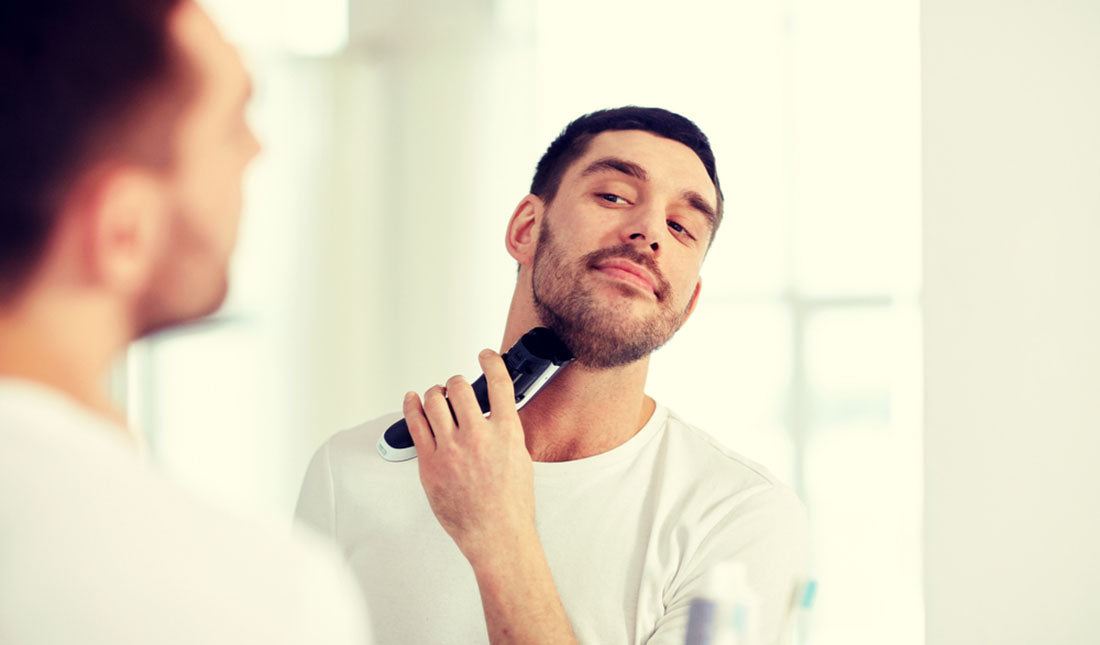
[0,0,187,303]
[530,106,724,239]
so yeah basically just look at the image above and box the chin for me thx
[133,279,230,340]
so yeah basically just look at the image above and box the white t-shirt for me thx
[296,403,808,645]
[0,379,371,645]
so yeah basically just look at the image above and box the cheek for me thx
[169,175,241,258]
[175,125,252,211]
[666,263,702,310]
[553,203,615,241]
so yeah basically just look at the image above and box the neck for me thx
[517,359,655,462]
[0,287,133,439]
[501,280,656,462]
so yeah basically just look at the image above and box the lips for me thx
[594,259,657,296]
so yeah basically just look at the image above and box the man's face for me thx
[135,1,259,335]
[530,130,717,368]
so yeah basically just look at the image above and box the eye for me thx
[597,193,629,205]
[668,220,696,240]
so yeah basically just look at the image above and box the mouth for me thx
[593,260,658,297]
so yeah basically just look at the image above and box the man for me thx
[297,107,808,644]
[0,2,369,643]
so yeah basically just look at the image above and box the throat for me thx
[520,393,657,463]
[528,436,586,463]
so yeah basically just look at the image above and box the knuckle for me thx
[486,374,513,390]
[422,396,444,414]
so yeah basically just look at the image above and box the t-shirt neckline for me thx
[531,402,668,480]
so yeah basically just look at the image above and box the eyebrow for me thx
[580,157,648,182]
[682,190,717,230]
[581,156,717,230]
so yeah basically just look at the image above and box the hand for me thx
[403,349,536,565]
[405,349,578,644]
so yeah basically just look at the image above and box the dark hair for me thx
[530,106,724,237]
[0,0,185,302]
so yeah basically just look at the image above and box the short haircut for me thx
[530,106,724,239]
[0,0,187,302]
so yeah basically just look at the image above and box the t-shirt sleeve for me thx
[295,441,337,537]
[645,484,810,645]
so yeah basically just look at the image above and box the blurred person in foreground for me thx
[0,1,370,642]
[297,106,808,644]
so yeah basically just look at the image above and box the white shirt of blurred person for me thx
[0,2,370,643]
[297,107,809,645]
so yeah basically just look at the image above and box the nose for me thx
[619,203,663,254]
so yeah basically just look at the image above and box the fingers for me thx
[445,374,483,430]
[402,391,435,455]
[421,385,456,445]
[410,351,518,451]
[478,349,519,423]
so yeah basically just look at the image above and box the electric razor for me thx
[376,327,574,462]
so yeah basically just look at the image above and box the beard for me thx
[530,220,691,369]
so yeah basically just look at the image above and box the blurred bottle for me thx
[684,560,760,645]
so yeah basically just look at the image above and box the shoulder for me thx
[2,453,370,643]
[318,411,404,464]
[298,411,423,514]
[138,468,360,600]
[644,407,808,624]
[647,411,808,645]
[650,406,808,541]
[303,411,419,491]
[298,411,405,487]
[124,480,373,642]
[658,406,793,492]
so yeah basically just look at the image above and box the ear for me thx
[682,277,703,322]
[505,194,543,267]
[84,167,170,295]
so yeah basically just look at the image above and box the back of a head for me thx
[0,0,184,304]
[530,106,725,237]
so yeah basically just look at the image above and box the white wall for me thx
[922,1,1100,643]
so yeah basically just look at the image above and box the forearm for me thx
[469,533,578,645]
